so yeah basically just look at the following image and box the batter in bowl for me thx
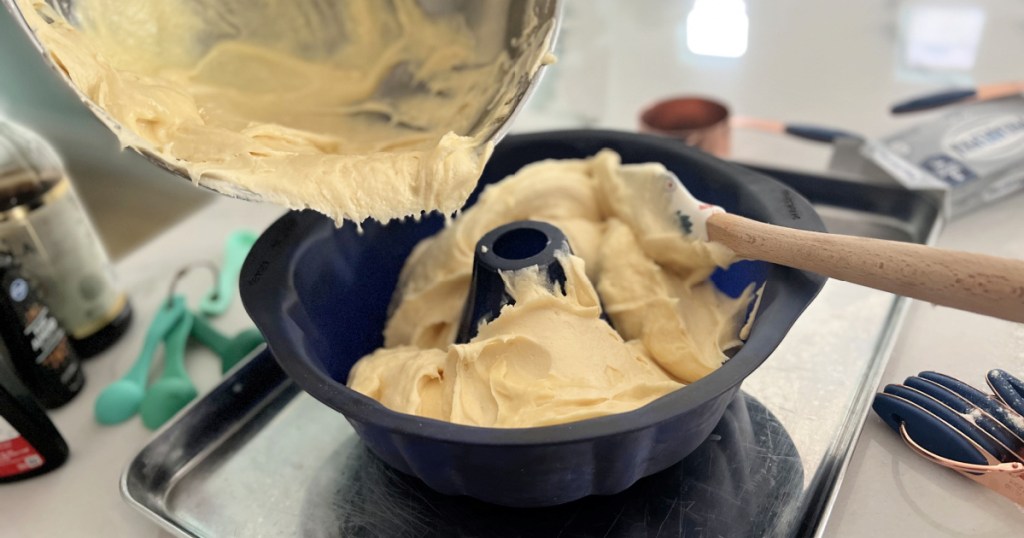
[14,0,554,223]
[348,151,756,428]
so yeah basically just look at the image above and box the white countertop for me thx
[1,0,1023,536]
[0,197,286,538]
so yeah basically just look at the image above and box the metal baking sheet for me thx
[123,168,943,538]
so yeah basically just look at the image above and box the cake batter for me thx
[348,151,754,428]
[14,0,553,223]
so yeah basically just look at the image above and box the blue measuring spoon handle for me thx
[882,384,1014,462]
[903,377,1024,454]
[873,393,988,469]
[905,376,974,413]
[912,373,1024,442]
[890,89,977,114]
[920,371,994,407]
[784,124,861,144]
[987,370,1024,417]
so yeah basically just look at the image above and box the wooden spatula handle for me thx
[707,213,1024,323]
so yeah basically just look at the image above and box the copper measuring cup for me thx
[639,97,731,157]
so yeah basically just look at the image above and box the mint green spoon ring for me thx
[95,296,187,425]
[191,314,265,373]
[198,230,258,317]
[140,309,197,430]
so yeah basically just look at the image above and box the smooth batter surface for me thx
[348,151,754,428]
[14,0,553,223]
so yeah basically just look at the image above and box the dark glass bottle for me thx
[0,118,132,359]
[0,252,84,409]
[0,341,69,482]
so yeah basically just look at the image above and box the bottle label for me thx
[0,261,84,399]
[0,415,44,478]
[0,177,124,339]
[23,304,66,365]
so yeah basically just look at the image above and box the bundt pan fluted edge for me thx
[239,130,827,507]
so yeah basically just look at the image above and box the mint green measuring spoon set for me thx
[94,231,265,430]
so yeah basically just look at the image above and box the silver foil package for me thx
[868,95,1024,217]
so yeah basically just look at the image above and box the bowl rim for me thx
[242,129,827,446]
[1,0,563,202]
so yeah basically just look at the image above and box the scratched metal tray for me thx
[122,167,943,538]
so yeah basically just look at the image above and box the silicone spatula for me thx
[646,168,1024,322]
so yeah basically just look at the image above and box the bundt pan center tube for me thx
[239,130,827,507]
[456,220,571,343]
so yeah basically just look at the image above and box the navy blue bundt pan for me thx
[239,130,827,507]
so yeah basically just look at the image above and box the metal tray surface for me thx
[123,168,943,538]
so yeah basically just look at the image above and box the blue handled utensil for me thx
[900,378,1024,456]
[920,371,1024,429]
[891,89,978,114]
[987,370,1024,417]
[882,384,1016,462]
[875,373,1024,506]
[733,116,862,144]
[919,371,991,398]
[890,81,1024,114]
[783,124,862,144]
[908,374,1024,444]
[873,392,992,469]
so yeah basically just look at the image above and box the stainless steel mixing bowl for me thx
[1,0,561,201]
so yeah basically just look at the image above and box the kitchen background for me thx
[1,0,1023,536]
